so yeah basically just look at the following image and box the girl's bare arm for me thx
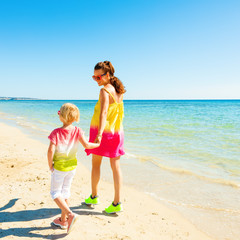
[47,141,55,172]
[95,88,109,143]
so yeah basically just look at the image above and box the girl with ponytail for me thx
[85,61,126,214]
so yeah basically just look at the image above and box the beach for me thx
[0,121,215,239]
[1,0,240,238]
[0,100,240,240]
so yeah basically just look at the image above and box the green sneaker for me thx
[105,202,123,214]
[84,195,99,205]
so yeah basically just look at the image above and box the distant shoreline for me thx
[0,98,240,101]
[0,97,42,100]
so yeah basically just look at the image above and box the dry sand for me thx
[0,122,214,240]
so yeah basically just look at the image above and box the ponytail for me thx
[94,61,126,94]
[109,76,126,94]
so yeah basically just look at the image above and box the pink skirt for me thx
[85,127,125,158]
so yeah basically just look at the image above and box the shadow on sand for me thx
[0,198,116,239]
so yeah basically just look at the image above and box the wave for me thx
[16,121,50,134]
[125,152,240,189]
[0,113,51,135]
[145,192,240,214]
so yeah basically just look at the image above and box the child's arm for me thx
[79,132,100,149]
[47,141,56,172]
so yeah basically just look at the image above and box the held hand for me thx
[94,134,102,144]
[95,142,101,147]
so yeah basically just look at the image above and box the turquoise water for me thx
[0,100,240,186]
[0,100,240,239]
[125,100,240,186]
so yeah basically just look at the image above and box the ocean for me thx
[0,99,239,239]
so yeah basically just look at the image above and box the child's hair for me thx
[94,61,126,94]
[59,103,80,124]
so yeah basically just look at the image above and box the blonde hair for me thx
[59,103,80,124]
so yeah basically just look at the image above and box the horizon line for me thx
[1,98,240,101]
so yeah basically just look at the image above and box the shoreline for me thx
[0,121,214,239]
[1,110,240,240]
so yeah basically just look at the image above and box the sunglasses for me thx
[92,73,107,81]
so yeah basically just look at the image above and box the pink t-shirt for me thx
[48,126,83,172]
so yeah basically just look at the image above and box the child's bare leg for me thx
[54,197,72,222]
[61,199,69,221]
[65,199,69,206]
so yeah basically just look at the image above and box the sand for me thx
[0,122,214,240]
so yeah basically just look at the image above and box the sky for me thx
[0,0,239,100]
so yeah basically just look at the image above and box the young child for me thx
[47,103,100,234]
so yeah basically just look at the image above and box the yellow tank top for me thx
[90,88,124,133]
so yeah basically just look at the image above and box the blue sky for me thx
[0,0,239,99]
